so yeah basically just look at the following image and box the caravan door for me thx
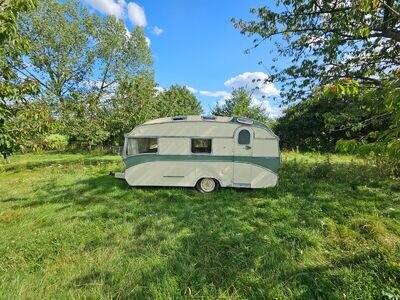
[233,127,253,187]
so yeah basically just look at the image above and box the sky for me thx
[82,0,286,117]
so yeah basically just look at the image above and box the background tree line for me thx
[1,0,399,175]
[0,0,203,156]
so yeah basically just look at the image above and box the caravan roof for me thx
[126,115,278,139]
[142,115,232,125]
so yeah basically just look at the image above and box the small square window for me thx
[191,139,212,154]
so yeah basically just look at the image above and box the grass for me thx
[0,151,399,299]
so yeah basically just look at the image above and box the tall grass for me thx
[0,152,399,299]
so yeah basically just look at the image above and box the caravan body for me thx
[117,116,280,192]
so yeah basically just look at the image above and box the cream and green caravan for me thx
[116,115,280,192]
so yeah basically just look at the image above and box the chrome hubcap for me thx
[200,178,215,192]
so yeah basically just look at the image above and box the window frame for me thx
[125,137,159,156]
[238,129,251,145]
[190,138,213,155]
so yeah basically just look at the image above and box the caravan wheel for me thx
[196,178,219,193]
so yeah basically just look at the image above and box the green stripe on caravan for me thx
[124,154,280,174]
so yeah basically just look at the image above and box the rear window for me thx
[191,138,212,154]
[238,130,251,145]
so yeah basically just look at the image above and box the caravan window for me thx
[126,138,158,156]
[238,130,250,145]
[191,138,212,154]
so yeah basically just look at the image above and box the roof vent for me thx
[201,116,216,121]
[236,117,254,125]
[171,116,187,121]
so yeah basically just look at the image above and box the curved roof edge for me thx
[134,115,278,139]
[142,115,231,125]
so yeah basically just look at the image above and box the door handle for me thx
[245,145,252,150]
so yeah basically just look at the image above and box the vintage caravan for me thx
[116,116,280,192]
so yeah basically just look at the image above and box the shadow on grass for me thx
[7,158,400,299]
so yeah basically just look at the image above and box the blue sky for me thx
[82,0,285,116]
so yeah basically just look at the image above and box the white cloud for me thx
[224,72,280,98]
[154,86,164,95]
[190,72,282,117]
[83,0,149,28]
[199,90,232,108]
[199,90,231,98]
[223,72,280,116]
[185,86,197,94]
[125,27,131,38]
[127,2,147,27]
[145,36,151,47]
[83,0,126,18]
[153,26,164,35]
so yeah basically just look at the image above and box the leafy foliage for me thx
[156,85,203,117]
[16,0,152,103]
[212,87,268,122]
[44,134,68,151]
[4,0,155,150]
[233,0,399,103]
[58,93,109,150]
[8,100,54,152]
[107,72,158,145]
[234,0,399,170]
[275,91,391,152]
[0,0,38,158]
[333,77,400,174]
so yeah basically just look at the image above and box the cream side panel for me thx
[195,162,233,186]
[125,161,234,187]
[252,140,280,157]
[253,127,275,139]
[251,164,278,188]
[124,161,277,188]
[159,138,189,154]
[212,138,234,155]
[233,163,277,188]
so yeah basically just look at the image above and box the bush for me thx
[44,134,68,151]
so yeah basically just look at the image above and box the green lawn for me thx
[0,152,399,299]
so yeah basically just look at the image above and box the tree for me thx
[14,0,97,103]
[274,92,391,152]
[107,71,158,145]
[232,0,399,102]
[212,87,268,122]
[9,0,153,150]
[16,0,152,103]
[8,99,54,152]
[0,0,38,162]
[156,85,203,117]
[95,18,152,102]
[58,92,109,150]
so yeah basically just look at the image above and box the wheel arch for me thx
[194,176,222,188]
